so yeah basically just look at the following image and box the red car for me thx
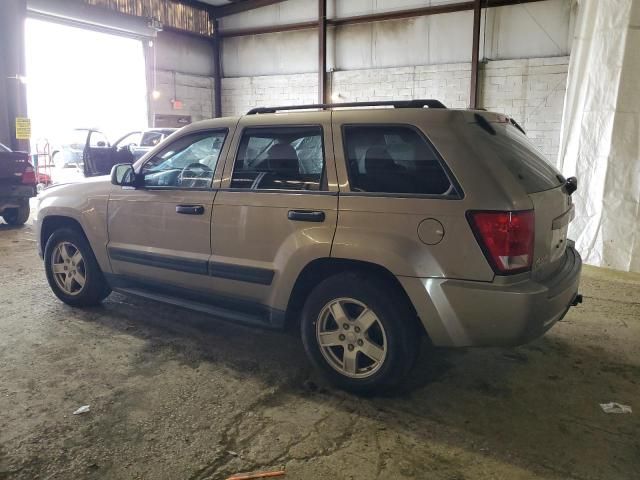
[0,142,36,225]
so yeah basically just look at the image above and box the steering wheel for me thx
[178,162,213,188]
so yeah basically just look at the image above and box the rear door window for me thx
[342,125,454,196]
[230,126,325,191]
[473,119,563,193]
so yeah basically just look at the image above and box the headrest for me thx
[364,146,396,173]
[267,143,299,173]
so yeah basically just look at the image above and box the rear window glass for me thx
[343,125,454,196]
[475,120,563,193]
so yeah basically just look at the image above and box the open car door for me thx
[83,130,118,177]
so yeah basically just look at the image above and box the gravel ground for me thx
[1,220,639,480]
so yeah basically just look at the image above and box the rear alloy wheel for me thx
[2,203,30,226]
[301,273,420,393]
[44,227,111,307]
[316,297,388,379]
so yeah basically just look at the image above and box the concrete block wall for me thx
[332,63,471,109]
[480,57,570,159]
[221,56,569,161]
[152,70,214,123]
[221,73,318,117]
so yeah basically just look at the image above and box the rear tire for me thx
[2,203,30,226]
[301,272,420,394]
[44,227,111,307]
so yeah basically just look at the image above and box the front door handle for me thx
[176,204,205,215]
[287,210,325,222]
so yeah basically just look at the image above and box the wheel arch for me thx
[285,257,428,338]
[40,215,87,252]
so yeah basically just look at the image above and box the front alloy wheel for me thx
[50,241,86,295]
[44,227,111,307]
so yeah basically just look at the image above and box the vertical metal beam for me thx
[470,0,482,109]
[318,0,327,104]
[212,19,222,118]
[0,0,28,151]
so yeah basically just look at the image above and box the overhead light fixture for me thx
[151,90,161,100]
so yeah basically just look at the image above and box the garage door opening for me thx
[25,18,148,147]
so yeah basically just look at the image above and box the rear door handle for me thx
[176,204,205,215]
[287,210,325,222]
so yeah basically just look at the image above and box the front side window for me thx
[89,131,109,148]
[343,125,454,196]
[141,131,164,147]
[230,126,325,191]
[115,132,141,148]
[142,130,226,188]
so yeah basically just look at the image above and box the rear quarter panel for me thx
[331,109,533,281]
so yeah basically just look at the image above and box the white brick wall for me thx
[480,57,570,160]
[332,64,472,109]
[221,73,318,117]
[219,56,569,161]
[153,70,214,122]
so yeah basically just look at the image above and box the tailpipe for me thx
[571,294,583,306]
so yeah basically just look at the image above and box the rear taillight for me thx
[21,163,37,185]
[468,210,534,274]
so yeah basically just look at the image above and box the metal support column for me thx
[318,0,327,104]
[470,0,482,109]
[0,0,28,150]
[212,19,223,118]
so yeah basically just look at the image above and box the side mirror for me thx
[111,163,136,186]
[97,141,107,147]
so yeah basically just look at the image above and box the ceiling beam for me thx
[219,20,317,38]
[217,0,546,36]
[213,0,288,18]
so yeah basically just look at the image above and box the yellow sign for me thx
[15,117,31,140]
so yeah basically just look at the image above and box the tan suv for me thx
[36,100,582,392]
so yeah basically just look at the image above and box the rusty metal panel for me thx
[82,0,214,36]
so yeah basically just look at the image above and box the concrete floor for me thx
[1,220,639,480]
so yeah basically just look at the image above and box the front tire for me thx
[44,227,111,307]
[301,272,420,394]
[2,203,30,225]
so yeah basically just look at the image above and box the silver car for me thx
[35,100,582,393]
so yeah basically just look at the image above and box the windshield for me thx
[472,120,563,193]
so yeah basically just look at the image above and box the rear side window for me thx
[231,126,325,191]
[343,125,454,196]
[474,120,563,193]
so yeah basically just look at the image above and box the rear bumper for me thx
[0,185,36,211]
[399,245,582,347]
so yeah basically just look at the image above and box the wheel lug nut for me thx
[343,323,349,330]
[339,334,345,341]
[357,339,364,346]
[347,344,354,351]
[354,326,360,333]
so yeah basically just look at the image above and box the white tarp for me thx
[558,0,640,272]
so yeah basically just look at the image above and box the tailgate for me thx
[529,186,574,279]
[0,151,30,186]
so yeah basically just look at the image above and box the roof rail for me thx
[246,99,447,115]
